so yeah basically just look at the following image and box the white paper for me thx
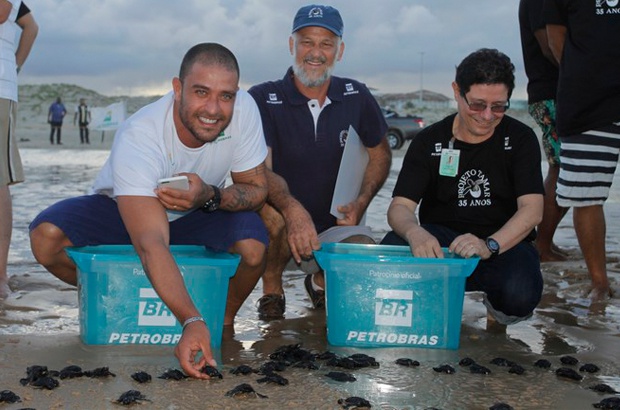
[330,125,369,220]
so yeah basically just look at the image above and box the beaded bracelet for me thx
[182,316,206,330]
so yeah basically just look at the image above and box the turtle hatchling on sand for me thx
[158,369,187,380]
[395,358,420,367]
[555,367,583,381]
[225,383,268,399]
[338,396,372,409]
[0,390,21,404]
[115,390,150,405]
[325,371,356,382]
[433,364,456,374]
[589,383,618,394]
[131,371,152,383]
[592,397,620,409]
[489,403,514,410]
[230,365,254,375]
[83,367,116,378]
[200,365,223,379]
[256,373,289,386]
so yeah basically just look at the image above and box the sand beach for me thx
[1,120,620,409]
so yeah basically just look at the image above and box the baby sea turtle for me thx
[256,373,289,386]
[292,360,319,370]
[20,365,50,385]
[316,351,337,361]
[433,364,456,374]
[115,390,150,405]
[470,364,491,375]
[31,376,60,390]
[490,358,517,367]
[225,383,268,399]
[325,371,356,382]
[579,363,600,373]
[459,357,475,367]
[509,364,525,375]
[592,397,620,409]
[269,343,315,364]
[349,353,379,368]
[257,360,287,374]
[59,365,84,379]
[158,369,187,380]
[395,358,420,367]
[489,403,514,410]
[84,367,116,378]
[555,367,583,381]
[588,383,618,394]
[338,396,372,409]
[560,355,578,365]
[0,390,21,403]
[200,365,223,379]
[230,365,254,375]
[131,371,152,383]
[534,359,552,369]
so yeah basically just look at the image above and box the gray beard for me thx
[292,62,334,88]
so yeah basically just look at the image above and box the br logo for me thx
[138,288,175,327]
[374,289,413,327]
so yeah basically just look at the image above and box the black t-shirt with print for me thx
[393,113,544,240]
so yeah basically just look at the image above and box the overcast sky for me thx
[18,0,529,100]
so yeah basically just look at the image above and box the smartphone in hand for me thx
[157,176,189,190]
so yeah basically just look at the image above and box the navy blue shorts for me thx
[29,195,268,252]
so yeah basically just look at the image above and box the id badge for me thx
[439,148,460,177]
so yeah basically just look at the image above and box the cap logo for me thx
[308,7,324,18]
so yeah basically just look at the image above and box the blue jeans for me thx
[381,224,543,325]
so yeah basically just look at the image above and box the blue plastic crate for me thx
[313,243,479,349]
[66,245,239,347]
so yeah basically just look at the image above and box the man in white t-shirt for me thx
[29,43,269,379]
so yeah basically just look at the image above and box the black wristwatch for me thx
[201,185,221,213]
[485,237,500,259]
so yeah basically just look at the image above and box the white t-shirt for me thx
[0,0,21,102]
[91,89,267,220]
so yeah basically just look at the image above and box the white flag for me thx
[91,101,126,131]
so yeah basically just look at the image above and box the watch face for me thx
[486,238,500,253]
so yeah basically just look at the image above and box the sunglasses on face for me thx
[462,94,510,114]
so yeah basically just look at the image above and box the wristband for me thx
[182,316,205,330]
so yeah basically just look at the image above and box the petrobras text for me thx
[108,332,181,345]
[346,330,439,346]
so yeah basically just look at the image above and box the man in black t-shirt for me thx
[545,0,620,301]
[382,49,544,329]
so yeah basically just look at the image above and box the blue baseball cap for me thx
[292,5,344,37]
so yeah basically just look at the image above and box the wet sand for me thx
[1,126,620,409]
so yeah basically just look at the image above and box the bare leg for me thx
[573,205,611,300]
[258,204,290,297]
[0,186,12,298]
[29,222,77,285]
[535,164,569,262]
[224,239,266,325]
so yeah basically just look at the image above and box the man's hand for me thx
[449,233,487,259]
[174,322,217,379]
[336,199,365,226]
[406,227,444,259]
[284,205,320,264]
[154,172,206,211]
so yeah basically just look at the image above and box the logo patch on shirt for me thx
[344,83,359,96]
[596,0,620,13]
[504,136,512,151]
[457,169,492,207]
[267,93,283,105]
